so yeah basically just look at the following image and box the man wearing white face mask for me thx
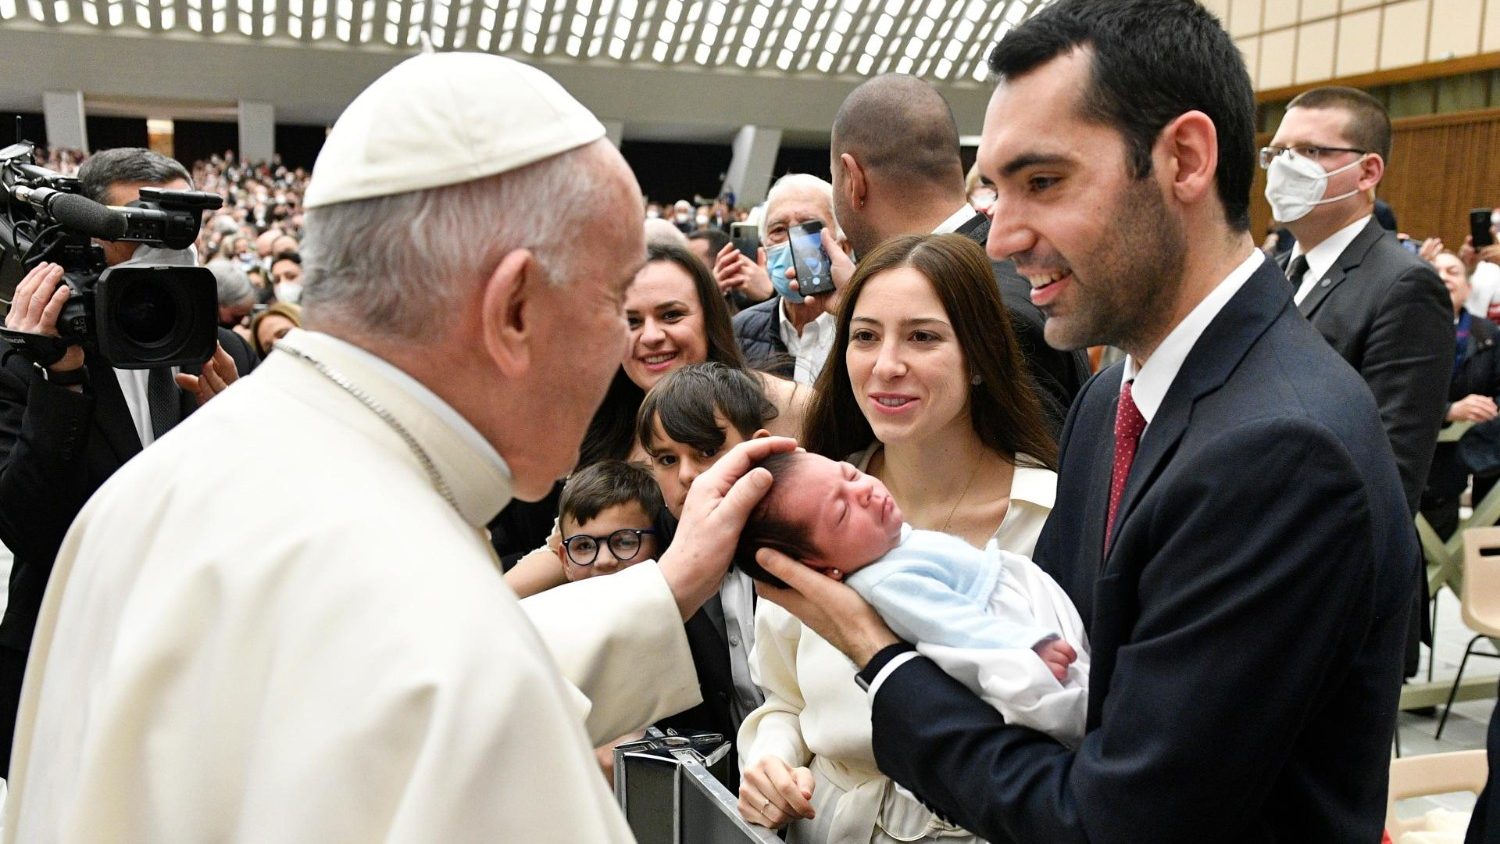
[0,148,256,775]
[1265,87,1450,677]
[1265,87,1451,520]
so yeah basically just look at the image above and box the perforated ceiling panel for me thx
[0,0,1052,84]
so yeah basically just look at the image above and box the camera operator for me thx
[0,147,255,774]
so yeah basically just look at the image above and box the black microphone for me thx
[11,186,126,240]
[46,191,126,241]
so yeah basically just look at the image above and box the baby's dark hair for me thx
[559,460,665,528]
[733,452,816,589]
[636,362,778,457]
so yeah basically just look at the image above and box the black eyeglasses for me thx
[562,528,659,567]
[1258,145,1367,169]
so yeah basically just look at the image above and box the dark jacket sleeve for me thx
[870,420,1399,842]
[0,351,99,565]
[1362,262,1454,514]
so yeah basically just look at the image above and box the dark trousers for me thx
[0,643,27,777]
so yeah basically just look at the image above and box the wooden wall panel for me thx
[1251,108,1500,245]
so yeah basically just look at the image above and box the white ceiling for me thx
[0,0,1050,139]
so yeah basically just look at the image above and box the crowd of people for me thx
[3,0,1500,841]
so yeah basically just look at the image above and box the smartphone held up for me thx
[788,221,836,297]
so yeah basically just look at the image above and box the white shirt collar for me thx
[1121,249,1264,423]
[776,304,836,386]
[932,205,980,235]
[1291,214,1371,284]
[302,330,512,484]
[1010,459,1057,511]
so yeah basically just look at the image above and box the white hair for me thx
[300,140,607,341]
[765,173,842,238]
[207,259,255,307]
[644,217,690,248]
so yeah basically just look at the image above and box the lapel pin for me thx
[1320,278,1331,287]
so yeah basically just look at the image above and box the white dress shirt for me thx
[113,367,175,448]
[1122,249,1265,424]
[776,305,835,386]
[931,204,980,235]
[718,568,765,724]
[1288,214,1371,306]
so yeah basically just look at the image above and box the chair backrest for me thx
[1463,526,1500,636]
[1386,749,1488,838]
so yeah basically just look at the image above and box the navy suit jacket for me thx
[868,259,1417,842]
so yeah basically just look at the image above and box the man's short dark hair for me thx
[636,362,777,457]
[987,0,1255,232]
[686,227,731,259]
[1285,86,1392,163]
[77,148,192,204]
[732,452,814,588]
[831,74,963,191]
[272,251,302,266]
[558,459,664,528]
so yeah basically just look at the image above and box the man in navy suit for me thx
[752,1,1417,840]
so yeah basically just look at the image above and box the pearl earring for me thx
[971,374,982,386]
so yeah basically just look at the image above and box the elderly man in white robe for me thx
[2,53,790,842]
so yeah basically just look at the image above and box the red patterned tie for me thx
[1106,380,1146,549]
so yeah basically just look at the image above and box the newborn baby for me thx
[736,451,1090,745]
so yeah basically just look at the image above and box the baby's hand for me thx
[1035,637,1077,682]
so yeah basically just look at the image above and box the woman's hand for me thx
[738,755,815,829]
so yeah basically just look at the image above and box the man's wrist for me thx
[36,362,88,387]
[855,641,916,691]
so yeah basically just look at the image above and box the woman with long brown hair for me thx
[737,234,1059,843]
[504,241,807,596]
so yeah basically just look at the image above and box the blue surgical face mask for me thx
[765,243,803,304]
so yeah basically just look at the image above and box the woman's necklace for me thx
[940,454,985,534]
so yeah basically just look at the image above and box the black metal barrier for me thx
[614,728,782,843]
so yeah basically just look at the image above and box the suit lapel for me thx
[1297,218,1383,318]
[697,591,729,649]
[954,213,990,242]
[1102,261,1292,569]
[86,359,144,463]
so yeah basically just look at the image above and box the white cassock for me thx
[3,329,700,842]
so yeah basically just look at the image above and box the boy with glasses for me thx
[556,460,664,582]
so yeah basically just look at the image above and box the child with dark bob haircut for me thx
[636,362,776,518]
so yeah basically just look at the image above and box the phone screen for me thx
[788,221,835,296]
[1472,209,1496,249]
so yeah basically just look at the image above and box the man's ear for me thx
[1158,110,1218,207]
[480,249,541,379]
[839,153,867,210]
[1357,153,1385,192]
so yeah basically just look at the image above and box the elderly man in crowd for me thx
[755,0,1416,839]
[4,53,784,841]
[722,173,839,385]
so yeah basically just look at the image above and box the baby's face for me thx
[778,454,904,576]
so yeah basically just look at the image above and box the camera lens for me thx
[95,265,217,368]
[114,281,176,345]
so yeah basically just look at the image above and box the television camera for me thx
[0,141,222,368]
